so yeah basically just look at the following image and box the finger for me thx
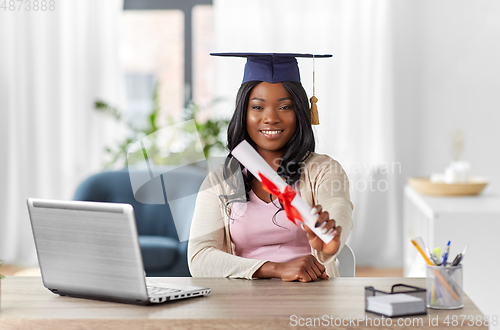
[314,211,330,228]
[320,219,337,235]
[311,264,325,280]
[302,255,320,280]
[304,266,319,281]
[306,256,323,278]
[320,272,329,280]
[311,256,326,274]
[324,222,340,237]
[301,223,316,239]
[298,269,313,282]
[331,225,342,238]
[310,205,322,215]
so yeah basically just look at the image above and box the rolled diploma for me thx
[231,140,334,244]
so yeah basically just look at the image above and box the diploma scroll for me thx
[231,140,334,244]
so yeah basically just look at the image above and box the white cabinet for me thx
[404,185,500,321]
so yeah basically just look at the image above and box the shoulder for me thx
[303,152,345,175]
[300,152,352,211]
[207,163,225,183]
[304,152,335,164]
[200,163,226,193]
[300,152,349,193]
[202,161,242,198]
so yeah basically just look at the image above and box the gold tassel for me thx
[310,96,319,125]
[310,55,320,125]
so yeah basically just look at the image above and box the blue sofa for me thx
[73,166,206,277]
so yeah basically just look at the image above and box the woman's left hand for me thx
[301,205,342,256]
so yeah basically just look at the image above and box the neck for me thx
[251,149,284,203]
[256,149,284,172]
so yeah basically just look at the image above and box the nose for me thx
[262,108,279,124]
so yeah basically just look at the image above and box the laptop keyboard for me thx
[147,286,182,296]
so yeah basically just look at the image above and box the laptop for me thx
[26,198,211,305]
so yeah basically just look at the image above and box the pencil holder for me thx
[426,265,463,309]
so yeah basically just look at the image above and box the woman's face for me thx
[246,82,297,158]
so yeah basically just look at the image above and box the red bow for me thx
[258,172,303,225]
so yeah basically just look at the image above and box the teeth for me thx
[261,130,282,135]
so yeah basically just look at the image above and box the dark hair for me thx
[220,80,315,223]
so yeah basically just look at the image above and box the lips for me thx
[259,129,284,139]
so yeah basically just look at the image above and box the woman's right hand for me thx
[254,255,328,282]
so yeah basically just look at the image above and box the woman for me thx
[188,53,353,282]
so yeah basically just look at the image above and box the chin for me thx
[256,141,286,153]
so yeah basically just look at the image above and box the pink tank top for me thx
[229,185,311,263]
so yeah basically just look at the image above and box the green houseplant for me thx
[95,85,229,168]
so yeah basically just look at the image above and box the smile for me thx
[259,130,284,138]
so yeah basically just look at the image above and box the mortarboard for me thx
[210,53,332,125]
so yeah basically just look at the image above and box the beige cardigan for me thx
[187,152,353,279]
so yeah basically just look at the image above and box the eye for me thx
[251,105,263,110]
[279,104,293,110]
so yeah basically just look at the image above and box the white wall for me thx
[393,3,500,320]
[394,0,500,191]
[422,0,500,189]
[390,0,500,278]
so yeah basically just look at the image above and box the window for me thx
[122,0,214,124]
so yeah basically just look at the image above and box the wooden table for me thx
[0,276,489,329]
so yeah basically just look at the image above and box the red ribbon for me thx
[258,172,303,226]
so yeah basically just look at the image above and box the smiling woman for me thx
[187,53,353,282]
[246,82,297,165]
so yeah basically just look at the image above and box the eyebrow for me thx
[250,97,266,102]
[250,97,292,102]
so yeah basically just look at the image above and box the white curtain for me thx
[213,0,400,267]
[0,0,125,266]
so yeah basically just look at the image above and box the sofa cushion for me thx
[139,236,179,272]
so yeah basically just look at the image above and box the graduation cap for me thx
[210,52,332,125]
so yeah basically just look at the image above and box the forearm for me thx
[188,173,265,278]
[315,160,353,259]
[188,238,267,279]
[253,255,328,282]
[252,261,279,279]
